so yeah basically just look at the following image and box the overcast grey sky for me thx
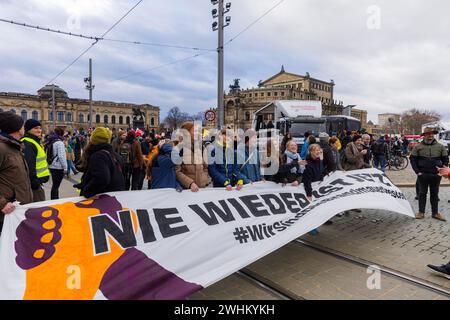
[1,0,449,123]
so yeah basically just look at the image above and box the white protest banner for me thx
[0,168,414,300]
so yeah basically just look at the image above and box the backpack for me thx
[45,140,58,164]
[372,141,385,156]
[100,150,123,173]
[119,142,133,165]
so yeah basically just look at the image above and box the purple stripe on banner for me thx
[99,248,203,300]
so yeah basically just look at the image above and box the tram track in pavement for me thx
[293,239,450,298]
[236,269,301,300]
[229,239,450,300]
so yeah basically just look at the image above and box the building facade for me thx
[223,67,367,130]
[0,85,160,133]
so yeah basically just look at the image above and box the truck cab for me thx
[252,100,325,149]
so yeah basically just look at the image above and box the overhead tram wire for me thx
[46,0,144,85]
[0,18,101,41]
[101,38,215,52]
[224,0,285,46]
[0,18,213,52]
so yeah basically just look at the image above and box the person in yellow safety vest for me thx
[21,119,50,202]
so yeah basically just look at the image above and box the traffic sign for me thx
[205,110,216,122]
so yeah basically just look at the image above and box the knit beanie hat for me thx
[90,127,112,145]
[0,111,24,134]
[24,119,42,132]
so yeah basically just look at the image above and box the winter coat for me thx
[0,133,33,225]
[175,144,209,189]
[303,157,324,197]
[362,144,373,166]
[319,142,337,175]
[300,141,309,160]
[271,154,302,184]
[240,147,262,183]
[208,143,249,187]
[141,140,152,156]
[77,144,125,198]
[410,139,449,175]
[48,135,67,171]
[343,142,368,171]
[151,144,181,189]
[120,138,144,169]
[331,148,344,171]
[22,133,50,189]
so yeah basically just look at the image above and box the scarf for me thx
[285,150,303,174]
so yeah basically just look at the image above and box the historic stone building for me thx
[223,67,368,130]
[0,85,160,133]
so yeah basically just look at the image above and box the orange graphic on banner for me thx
[20,199,137,300]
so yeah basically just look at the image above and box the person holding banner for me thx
[175,122,209,192]
[150,141,182,191]
[240,129,262,184]
[427,165,450,276]
[273,140,306,186]
[0,111,33,233]
[209,129,248,190]
[74,127,125,198]
[303,144,325,201]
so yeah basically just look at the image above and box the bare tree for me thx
[163,107,206,130]
[400,108,441,135]
[162,107,191,130]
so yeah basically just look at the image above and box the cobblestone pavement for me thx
[384,161,450,186]
[190,243,448,300]
[300,187,450,290]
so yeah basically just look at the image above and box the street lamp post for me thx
[212,0,231,129]
[84,58,95,131]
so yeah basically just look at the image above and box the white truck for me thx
[252,100,326,148]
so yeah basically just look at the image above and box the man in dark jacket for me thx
[75,127,125,198]
[21,119,50,202]
[371,136,388,172]
[318,132,336,175]
[410,127,449,221]
[0,111,33,234]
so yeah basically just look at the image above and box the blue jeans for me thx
[67,160,77,175]
[373,155,386,172]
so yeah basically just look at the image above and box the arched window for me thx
[96,115,100,123]
[104,115,108,124]
[57,111,64,122]
[119,116,123,124]
[66,112,72,122]
[245,112,250,121]
[87,114,90,122]
[49,111,54,121]
[111,115,116,124]
[126,116,130,125]
[32,110,39,120]
[78,113,84,123]
[21,110,28,121]
[150,117,155,126]
[10,109,16,114]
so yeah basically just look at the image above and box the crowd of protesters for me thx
[0,112,448,230]
[1,109,450,276]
